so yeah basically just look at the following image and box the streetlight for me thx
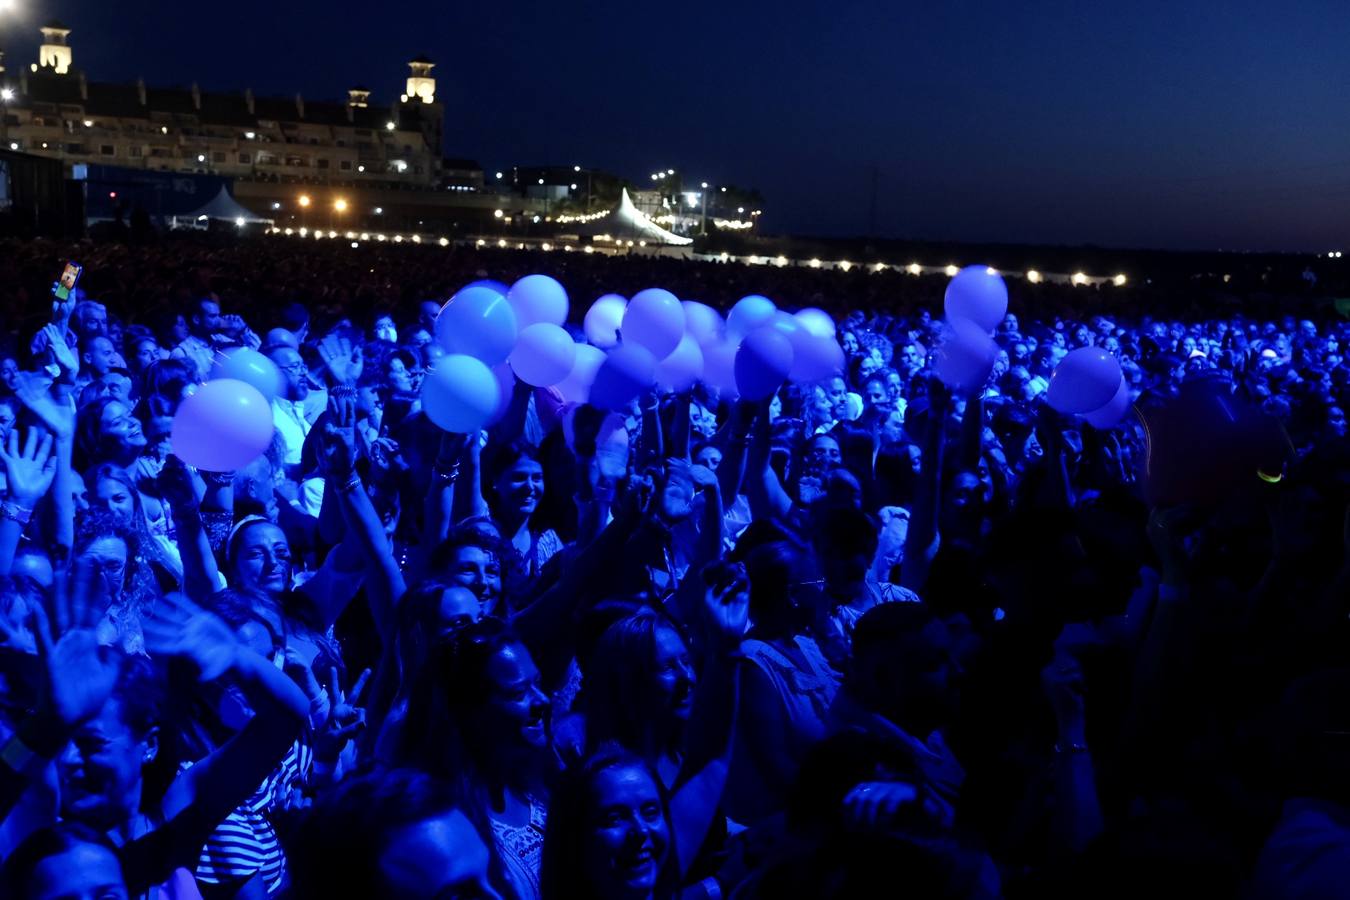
[0,89,14,102]
[374,207,383,215]
[334,198,348,213]
[386,121,396,131]
[298,194,311,208]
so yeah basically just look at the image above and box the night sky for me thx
[5,0,1348,252]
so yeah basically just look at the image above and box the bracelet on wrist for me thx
[0,501,34,526]
[338,474,362,494]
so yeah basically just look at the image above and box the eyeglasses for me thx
[277,362,307,376]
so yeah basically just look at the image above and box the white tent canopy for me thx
[170,187,272,229]
[569,188,693,246]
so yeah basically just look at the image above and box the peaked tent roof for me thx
[568,189,693,246]
[182,187,272,223]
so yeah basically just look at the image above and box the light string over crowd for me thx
[0,234,1346,899]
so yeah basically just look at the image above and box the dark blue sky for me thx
[6,0,1348,251]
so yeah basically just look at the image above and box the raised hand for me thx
[320,390,358,479]
[842,781,920,830]
[142,593,240,682]
[0,427,57,508]
[30,559,119,730]
[156,455,201,509]
[13,372,76,442]
[702,563,750,651]
[318,334,363,387]
[41,325,79,377]
[313,667,370,762]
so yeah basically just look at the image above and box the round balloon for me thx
[944,266,1008,333]
[510,323,577,387]
[171,379,273,472]
[1046,347,1123,414]
[556,344,606,405]
[463,278,510,296]
[654,334,704,393]
[735,326,794,400]
[931,317,998,392]
[794,307,837,339]
[436,285,518,366]
[1083,376,1132,429]
[584,294,627,349]
[422,354,501,433]
[590,344,657,412]
[622,289,685,360]
[792,333,846,383]
[683,301,724,347]
[507,274,569,328]
[727,295,777,342]
[210,348,282,402]
[702,341,739,397]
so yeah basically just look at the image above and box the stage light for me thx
[235,217,245,227]
[334,198,348,212]
[298,195,311,208]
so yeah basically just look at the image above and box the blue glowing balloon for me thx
[436,285,518,366]
[944,266,1008,333]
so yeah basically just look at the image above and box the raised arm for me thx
[138,595,309,890]
[0,428,57,577]
[12,373,78,557]
[669,572,747,877]
[157,457,221,601]
[745,399,792,521]
[899,378,949,592]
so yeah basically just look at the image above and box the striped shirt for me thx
[192,740,313,895]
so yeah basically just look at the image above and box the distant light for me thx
[651,174,659,181]
[7,142,17,151]
[160,126,169,134]
[493,209,503,218]
[498,239,507,248]
[235,217,245,227]
[374,206,383,215]
[944,264,959,277]
[82,120,93,128]
[386,121,396,131]
[538,178,544,185]
[271,201,282,210]
[496,171,504,179]
[41,142,48,149]
[574,165,581,172]
[840,261,852,271]
[532,215,540,223]
[700,181,708,189]
[908,263,922,275]
[351,242,359,248]
[357,165,365,173]
[197,154,206,163]
[542,242,552,251]
[334,198,349,212]
[360,232,369,240]
[809,258,822,268]
[245,131,256,139]
[298,194,311,208]
[108,191,117,199]
[1113,273,1128,286]
[1071,272,1088,285]
[1026,269,1042,283]
[584,245,594,254]
[411,234,421,243]
[667,169,675,175]
[0,88,14,102]
[570,183,577,189]
[438,237,449,246]
[775,255,788,266]
[720,187,727,192]
[285,227,294,235]
[393,235,403,242]
[986,266,999,275]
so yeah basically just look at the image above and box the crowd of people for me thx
[0,232,1346,899]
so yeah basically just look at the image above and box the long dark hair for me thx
[583,608,689,764]
[540,744,677,900]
